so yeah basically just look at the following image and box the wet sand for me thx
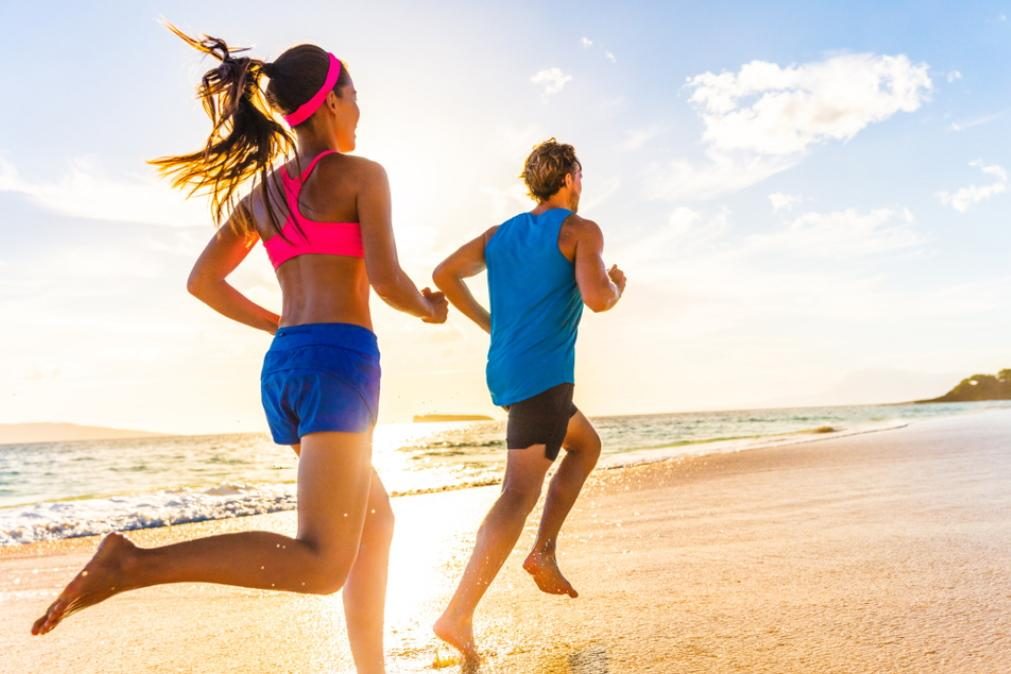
[2,410,1009,673]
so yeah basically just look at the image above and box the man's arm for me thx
[432,227,497,334]
[573,219,625,313]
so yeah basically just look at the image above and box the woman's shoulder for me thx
[316,153,387,187]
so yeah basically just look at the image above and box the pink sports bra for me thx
[262,149,364,269]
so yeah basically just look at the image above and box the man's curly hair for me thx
[521,138,581,202]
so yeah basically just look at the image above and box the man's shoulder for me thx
[563,212,599,228]
[561,213,603,241]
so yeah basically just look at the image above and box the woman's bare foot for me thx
[32,532,138,635]
[433,611,479,665]
[523,550,578,598]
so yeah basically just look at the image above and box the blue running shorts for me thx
[260,323,381,445]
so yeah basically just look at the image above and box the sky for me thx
[1,1,1009,434]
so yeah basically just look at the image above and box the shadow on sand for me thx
[445,645,609,673]
[560,646,610,673]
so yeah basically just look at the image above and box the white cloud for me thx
[949,108,1009,132]
[646,53,932,201]
[580,37,593,48]
[605,51,617,63]
[619,203,941,340]
[686,54,932,156]
[768,192,801,212]
[643,205,922,264]
[749,207,924,258]
[530,68,573,95]
[946,69,962,83]
[645,151,795,201]
[620,207,731,279]
[937,160,1008,212]
[0,156,210,227]
[666,206,730,243]
[618,204,929,331]
[0,157,16,188]
[619,126,663,151]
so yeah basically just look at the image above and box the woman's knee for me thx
[306,571,348,595]
[294,541,357,595]
[365,495,395,543]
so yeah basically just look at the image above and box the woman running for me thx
[31,26,447,674]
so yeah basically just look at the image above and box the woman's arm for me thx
[358,161,447,323]
[187,208,280,334]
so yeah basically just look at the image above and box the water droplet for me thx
[260,565,265,570]
[81,570,89,577]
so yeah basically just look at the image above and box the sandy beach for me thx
[2,409,1009,673]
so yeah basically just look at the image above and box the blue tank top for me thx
[485,208,583,406]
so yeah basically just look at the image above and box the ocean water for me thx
[1,401,1007,545]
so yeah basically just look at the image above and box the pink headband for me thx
[283,52,342,127]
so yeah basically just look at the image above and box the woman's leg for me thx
[32,430,374,635]
[291,436,394,672]
[343,470,395,674]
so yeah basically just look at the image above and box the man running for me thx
[431,138,626,661]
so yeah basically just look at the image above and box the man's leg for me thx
[524,411,601,596]
[434,443,553,661]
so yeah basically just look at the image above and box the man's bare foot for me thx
[31,532,138,635]
[433,611,479,666]
[523,550,578,598]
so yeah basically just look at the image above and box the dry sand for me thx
[2,410,1009,673]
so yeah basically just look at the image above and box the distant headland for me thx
[0,422,165,445]
[413,414,494,423]
[917,369,1011,403]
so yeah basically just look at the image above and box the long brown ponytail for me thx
[150,24,294,234]
[153,25,354,240]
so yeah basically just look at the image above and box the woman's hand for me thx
[188,218,282,333]
[421,287,449,324]
[265,312,282,335]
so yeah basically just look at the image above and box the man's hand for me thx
[608,265,626,296]
[421,287,449,324]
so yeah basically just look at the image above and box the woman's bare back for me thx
[247,152,374,329]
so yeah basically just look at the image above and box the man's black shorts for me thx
[504,383,578,460]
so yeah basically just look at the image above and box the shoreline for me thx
[0,402,995,548]
[0,418,915,549]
